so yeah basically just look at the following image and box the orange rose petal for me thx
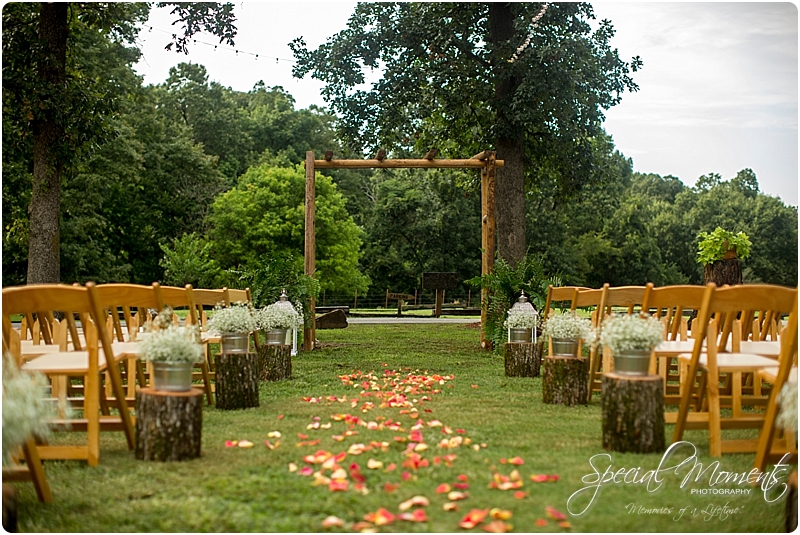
[548,474,560,482]
[436,483,452,494]
[530,474,549,483]
[454,483,469,490]
[482,520,512,533]
[535,519,548,527]
[225,440,238,448]
[238,440,254,448]
[457,474,469,482]
[489,508,512,521]
[508,456,524,465]
[447,491,468,501]
[458,509,489,529]
[443,502,460,512]
[559,521,572,529]
[546,506,567,521]
[513,491,528,500]
[383,482,400,493]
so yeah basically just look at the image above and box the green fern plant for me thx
[467,253,562,352]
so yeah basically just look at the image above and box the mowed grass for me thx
[12,323,789,532]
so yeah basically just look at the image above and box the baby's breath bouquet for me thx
[504,306,539,330]
[256,301,303,331]
[3,354,53,465]
[207,302,257,334]
[598,314,664,354]
[139,323,204,363]
[776,383,798,436]
[542,310,592,340]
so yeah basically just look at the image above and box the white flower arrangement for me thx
[598,314,664,354]
[3,354,53,465]
[542,310,592,340]
[207,302,257,334]
[776,382,798,436]
[504,306,539,330]
[139,324,204,363]
[256,301,303,331]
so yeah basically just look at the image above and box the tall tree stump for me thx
[703,258,742,286]
[258,345,292,381]
[542,356,589,406]
[504,342,541,377]
[214,352,260,410]
[135,387,203,462]
[601,373,665,454]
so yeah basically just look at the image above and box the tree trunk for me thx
[504,342,541,377]
[703,258,742,286]
[489,3,526,265]
[601,373,665,454]
[257,344,292,381]
[542,356,589,406]
[27,3,68,285]
[135,388,204,462]
[214,352,260,410]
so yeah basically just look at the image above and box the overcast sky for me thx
[133,2,798,206]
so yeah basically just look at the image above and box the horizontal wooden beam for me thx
[311,158,504,169]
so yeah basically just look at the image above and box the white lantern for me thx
[507,291,539,344]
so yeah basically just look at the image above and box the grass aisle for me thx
[16,324,788,532]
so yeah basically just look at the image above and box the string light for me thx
[140,24,296,64]
[508,3,549,63]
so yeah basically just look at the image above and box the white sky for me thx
[133,1,799,206]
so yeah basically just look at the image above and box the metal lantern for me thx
[507,291,539,344]
[270,289,298,355]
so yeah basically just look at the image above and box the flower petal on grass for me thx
[364,508,395,526]
[508,456,524,465]
[457,474,469,482]
[558,521,572,529]
[443,502,460,512]
[454,483,469,490]
[535,519,548,527]
[321,515,344,528]
[383,482,400,493]
[367,459,384,470]
[436,483,452,494]
[530,474,549,483]
[225,440,238,448]
[447,491,468,501]
[482,520,512,533]
[398,509,428,523]
[513,491,528,500]
[546,506,567,521]
[237,440,254,448]
[489,509,512,521]
[458,509,489,529]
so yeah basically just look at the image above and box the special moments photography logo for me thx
[566,441,792,517]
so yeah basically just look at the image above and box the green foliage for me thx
[159,232,222,288]
[467,253,561,352]
[231,252,321,324]
[696,227,752,266]
[209,163,368,293]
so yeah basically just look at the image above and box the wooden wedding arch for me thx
[303,150,504,351]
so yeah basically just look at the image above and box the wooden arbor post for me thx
[304,150,501,351]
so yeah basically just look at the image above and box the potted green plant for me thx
[696,227,752,265]
[140,311,204,392]
[504,292,539,343]
[598,314,664,375]
[207,302,257,354]
[256,290,304,345]
[542,310,592,356]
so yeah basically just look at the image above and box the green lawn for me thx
[12,324,790,532]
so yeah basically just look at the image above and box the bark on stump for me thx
[135,387,203,462]
[601,373,665,454]
[504,342,541,377]
[542,356,589,406]
[214,352,260,410]
[257,344,292,381]
[703,258,742,286]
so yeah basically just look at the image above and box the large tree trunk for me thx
[489,4,526,265]
[27,3,68,284]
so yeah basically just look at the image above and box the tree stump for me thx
[214,352,260,410]
[504,342,541,377]
[542,356,589,406]
[3,485,17,533]
[258,344,292,381]
[601,373,665,454]
[135,387,203,462]
[703,258,742,286]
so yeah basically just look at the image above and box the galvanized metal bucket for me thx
[151,361,194,392]
[265,328,288,345]
[613,349,652,375]
[551,338,579,357]
[509,328,532,343]
[221,332,250,354]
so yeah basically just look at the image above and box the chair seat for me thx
[20,342,64,357]
[111,341,141,357]
[655,340,696,354]
[21,351,107,374]
[738,340,781,357]
[679,352,778,371]
[200,331,220,344]
[759,366,798,384]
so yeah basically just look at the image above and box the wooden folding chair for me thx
[596,285,647,374]
[641,283,708,405]
[571,285,607,400]
[154,283,214,405]
[542,285,589,321]
[2,283,135,466]
[753,293,798,471]
[672,283,797,457]
[188,287,231,378]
